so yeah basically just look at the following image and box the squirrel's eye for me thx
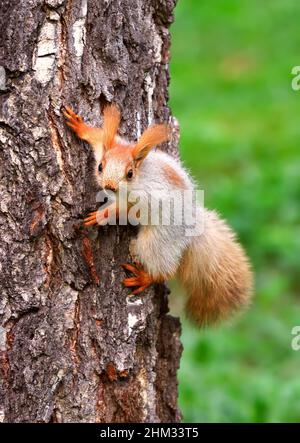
[127,169,133,179]
[98,162,103,173]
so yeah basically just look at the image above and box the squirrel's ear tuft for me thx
[102,104,121,150]
[133,124,170,163]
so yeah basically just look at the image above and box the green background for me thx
[169,0,300,422]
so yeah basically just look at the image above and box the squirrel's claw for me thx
[84,208,111,226]
[131,285,148,295]
[122,263,153,296]
[63,106,83,123]
[83,211,98,226]
[122,263,140,276]
[63,105,87,139]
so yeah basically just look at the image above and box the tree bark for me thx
[0,0,182,423]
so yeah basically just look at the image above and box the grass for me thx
[169,0,300,422]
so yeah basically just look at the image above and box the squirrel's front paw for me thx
[122,263,154,295]
[63,106,87,139]
[84,208,109,226]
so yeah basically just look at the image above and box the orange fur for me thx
[105,144,134,162]
[162,164,186,189]
[64,104,253,325]
[63,106,103,147]
[84,205,120,226]
[177,215,252,326]
[64,105,168,165]
[64,105,122,161]
[102,104,121,150]
[102,144,136,190]
[133,124,170,162]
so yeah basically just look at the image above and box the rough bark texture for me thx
[0,0,182,423]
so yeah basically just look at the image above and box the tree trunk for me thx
[0,0,182,423]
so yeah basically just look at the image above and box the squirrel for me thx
[63,104,253,326]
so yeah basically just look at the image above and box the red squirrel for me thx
[63,104,253,326]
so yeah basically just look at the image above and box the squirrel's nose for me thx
[105,183,117,192]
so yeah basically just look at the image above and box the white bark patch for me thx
[126,297,143,306]
[110,256,116,284]
[0,66,6,91]
[64,287,79,329]
[34,55,56,84]
[81,0,88,17]
[33,20,58,84]
[137,367,158,421]
[32,126,48,140]
[137,368,148,420]
[46,0,65,6]
[45,244,53,273]
[151,26,162,63]
[147,379,158,421]
[48,10,60,21]
[0,326,7,351]
[137,351,158,422]
[54,144,64,172]
[144,73,155,125]
[73,20,86,57]
[136,111,141,138]
[110,269,115,285]
[48,113,65,173]
[9,149,22,168]
[127,313,139,336]
[0,128,8,144]
[51,369,65,392]
[37,22,57,56]
[72,0,87,58]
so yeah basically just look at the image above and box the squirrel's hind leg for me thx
[122,263,160,295]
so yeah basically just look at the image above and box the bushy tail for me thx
[177,210,253,327]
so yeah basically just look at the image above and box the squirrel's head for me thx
[93,105,170,192]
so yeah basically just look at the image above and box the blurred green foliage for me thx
[169,0,300,422]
